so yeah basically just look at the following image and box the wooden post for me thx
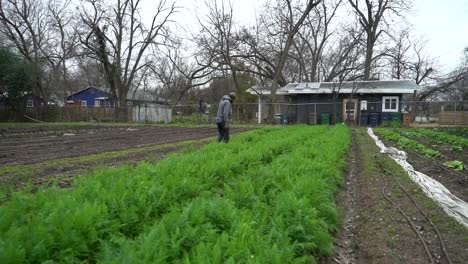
[314,104,317,125]
[258,96,262,124]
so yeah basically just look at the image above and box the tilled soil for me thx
[405,150,468,202]
[324,128,468,264]
[0,125,246,166]
[0,124,248,189]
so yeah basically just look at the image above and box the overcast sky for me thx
[410,0,468,73]
[141,0,468,74]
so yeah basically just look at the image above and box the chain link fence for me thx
[1,100,467,126]
[173,100,468,126]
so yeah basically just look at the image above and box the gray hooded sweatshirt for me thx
[215,95,232,123]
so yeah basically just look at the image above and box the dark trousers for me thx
[217,121,230,143]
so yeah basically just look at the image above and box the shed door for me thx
[343,98,358,122]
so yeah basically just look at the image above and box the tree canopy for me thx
[0,48,32,109]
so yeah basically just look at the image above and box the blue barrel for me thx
[360,113,369,126]
[369,113,379,127]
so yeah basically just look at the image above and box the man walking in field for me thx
[216,92,236,143]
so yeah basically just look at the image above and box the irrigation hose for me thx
[386,169,453,264]
[380,180,436,264]
[373,129,458,263]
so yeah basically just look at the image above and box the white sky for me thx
[410,0,468,73]
[141,0,468,74]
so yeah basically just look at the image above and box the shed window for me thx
[95,100,100,107]
[26,99,33,108]
[81,100,87,107]
[382,96,399,112]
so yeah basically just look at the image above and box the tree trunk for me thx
[363,35,374,80]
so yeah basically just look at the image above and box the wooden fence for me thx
[0,106,132,122]
[439,111,468,126]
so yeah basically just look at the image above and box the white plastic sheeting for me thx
[367,128,468,227]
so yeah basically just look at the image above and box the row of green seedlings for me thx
[375,129,464,171]
[395,128,468,152]
[439,127,468,139]
[0,125,350,263]
[395,128,466,171]
[375,128,441,157]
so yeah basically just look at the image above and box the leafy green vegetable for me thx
[443,160,465,171]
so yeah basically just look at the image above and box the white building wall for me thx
[132,104,172,123]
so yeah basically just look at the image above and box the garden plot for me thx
[375,127,468,201]
[0,125,248,166]
[327,129,468,264]
[0,125,350,263]
[0,124,247,187]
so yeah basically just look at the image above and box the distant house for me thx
[248,79,421,125]
[66,87,116,107]
[0,93,44,108]
[25,94,45,108]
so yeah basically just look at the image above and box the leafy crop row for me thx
[395,128,468,150]
[439,127,468,139]
[0,125,350,263]
[375,128,441,157]
[412,128,468,149]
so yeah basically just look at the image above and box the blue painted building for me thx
[66,87,116,107]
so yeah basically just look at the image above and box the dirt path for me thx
[324,128,468,264]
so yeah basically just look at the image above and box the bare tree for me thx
[384,30,436,87]
[348,0,410,80]
[230,0,322,121]
[79,0,177,107]
[46,0,79,102]
[417,49,467,102]
[270,0,322,103]
[196,0,240,92]
[385,29,411,79]
[235,24,287,87]
[290,0,343,82]
[322,27,364,82]
[408,39,435,85]
[150,42,215,107]
[72,56,107,89]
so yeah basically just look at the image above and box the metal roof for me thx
[248,80,420,95]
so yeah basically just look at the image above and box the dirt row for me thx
[325,129,467,264]
[0,125,246,166]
